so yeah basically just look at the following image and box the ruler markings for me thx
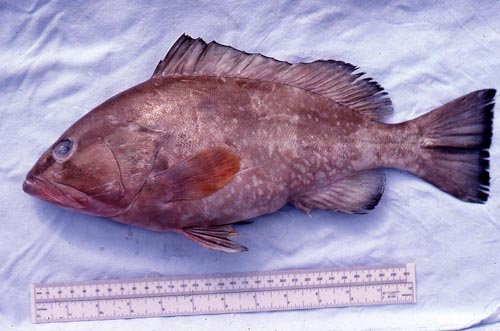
[33,272,412,299]
[32,279,413,304]
[31,263,416,323]
[33,263,408,288]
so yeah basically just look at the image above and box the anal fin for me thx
[294,170,385,214]
[179,225,248,253]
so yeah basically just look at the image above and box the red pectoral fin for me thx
[152,147,241,202]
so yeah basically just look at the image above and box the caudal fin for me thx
[413,89,495,203]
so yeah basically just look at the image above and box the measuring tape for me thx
[31,263,416,323]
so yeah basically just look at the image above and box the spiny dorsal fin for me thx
[294,170,386,214]
[153,34,393,121]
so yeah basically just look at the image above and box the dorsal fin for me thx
[153,34,393,120]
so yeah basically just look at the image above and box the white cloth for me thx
[1,1,499,330]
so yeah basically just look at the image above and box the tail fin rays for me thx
[413,89,494,203]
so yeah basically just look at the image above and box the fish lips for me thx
[23,174,88,210]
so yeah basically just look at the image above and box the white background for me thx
[1,0,499,330]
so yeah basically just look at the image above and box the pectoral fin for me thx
[179,225,248,253]
[150,147,241,202]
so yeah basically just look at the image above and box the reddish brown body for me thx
[23,35,495,252]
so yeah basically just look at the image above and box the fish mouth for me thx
[23,174,88,210]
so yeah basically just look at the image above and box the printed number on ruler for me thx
[31,263,416,323]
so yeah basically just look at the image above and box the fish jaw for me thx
[23,172,133,218]
[23,173,89,211]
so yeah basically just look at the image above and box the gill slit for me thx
[108,137,167,219]
[105,140,126,196]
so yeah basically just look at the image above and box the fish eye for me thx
[53,138,74,162]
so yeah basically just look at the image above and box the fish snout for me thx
[22,173,88,210]
[22,173,41,196]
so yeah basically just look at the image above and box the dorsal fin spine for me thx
[153,34,394,121]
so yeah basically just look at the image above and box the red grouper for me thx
[23,35,495,252]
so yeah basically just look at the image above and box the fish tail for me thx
[412,89,495,203]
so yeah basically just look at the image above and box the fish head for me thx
[23,123,131,217]
[22,96,163,217]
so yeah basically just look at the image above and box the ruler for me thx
[31,263,416,323]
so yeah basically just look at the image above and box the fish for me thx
[23,34,495,252]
